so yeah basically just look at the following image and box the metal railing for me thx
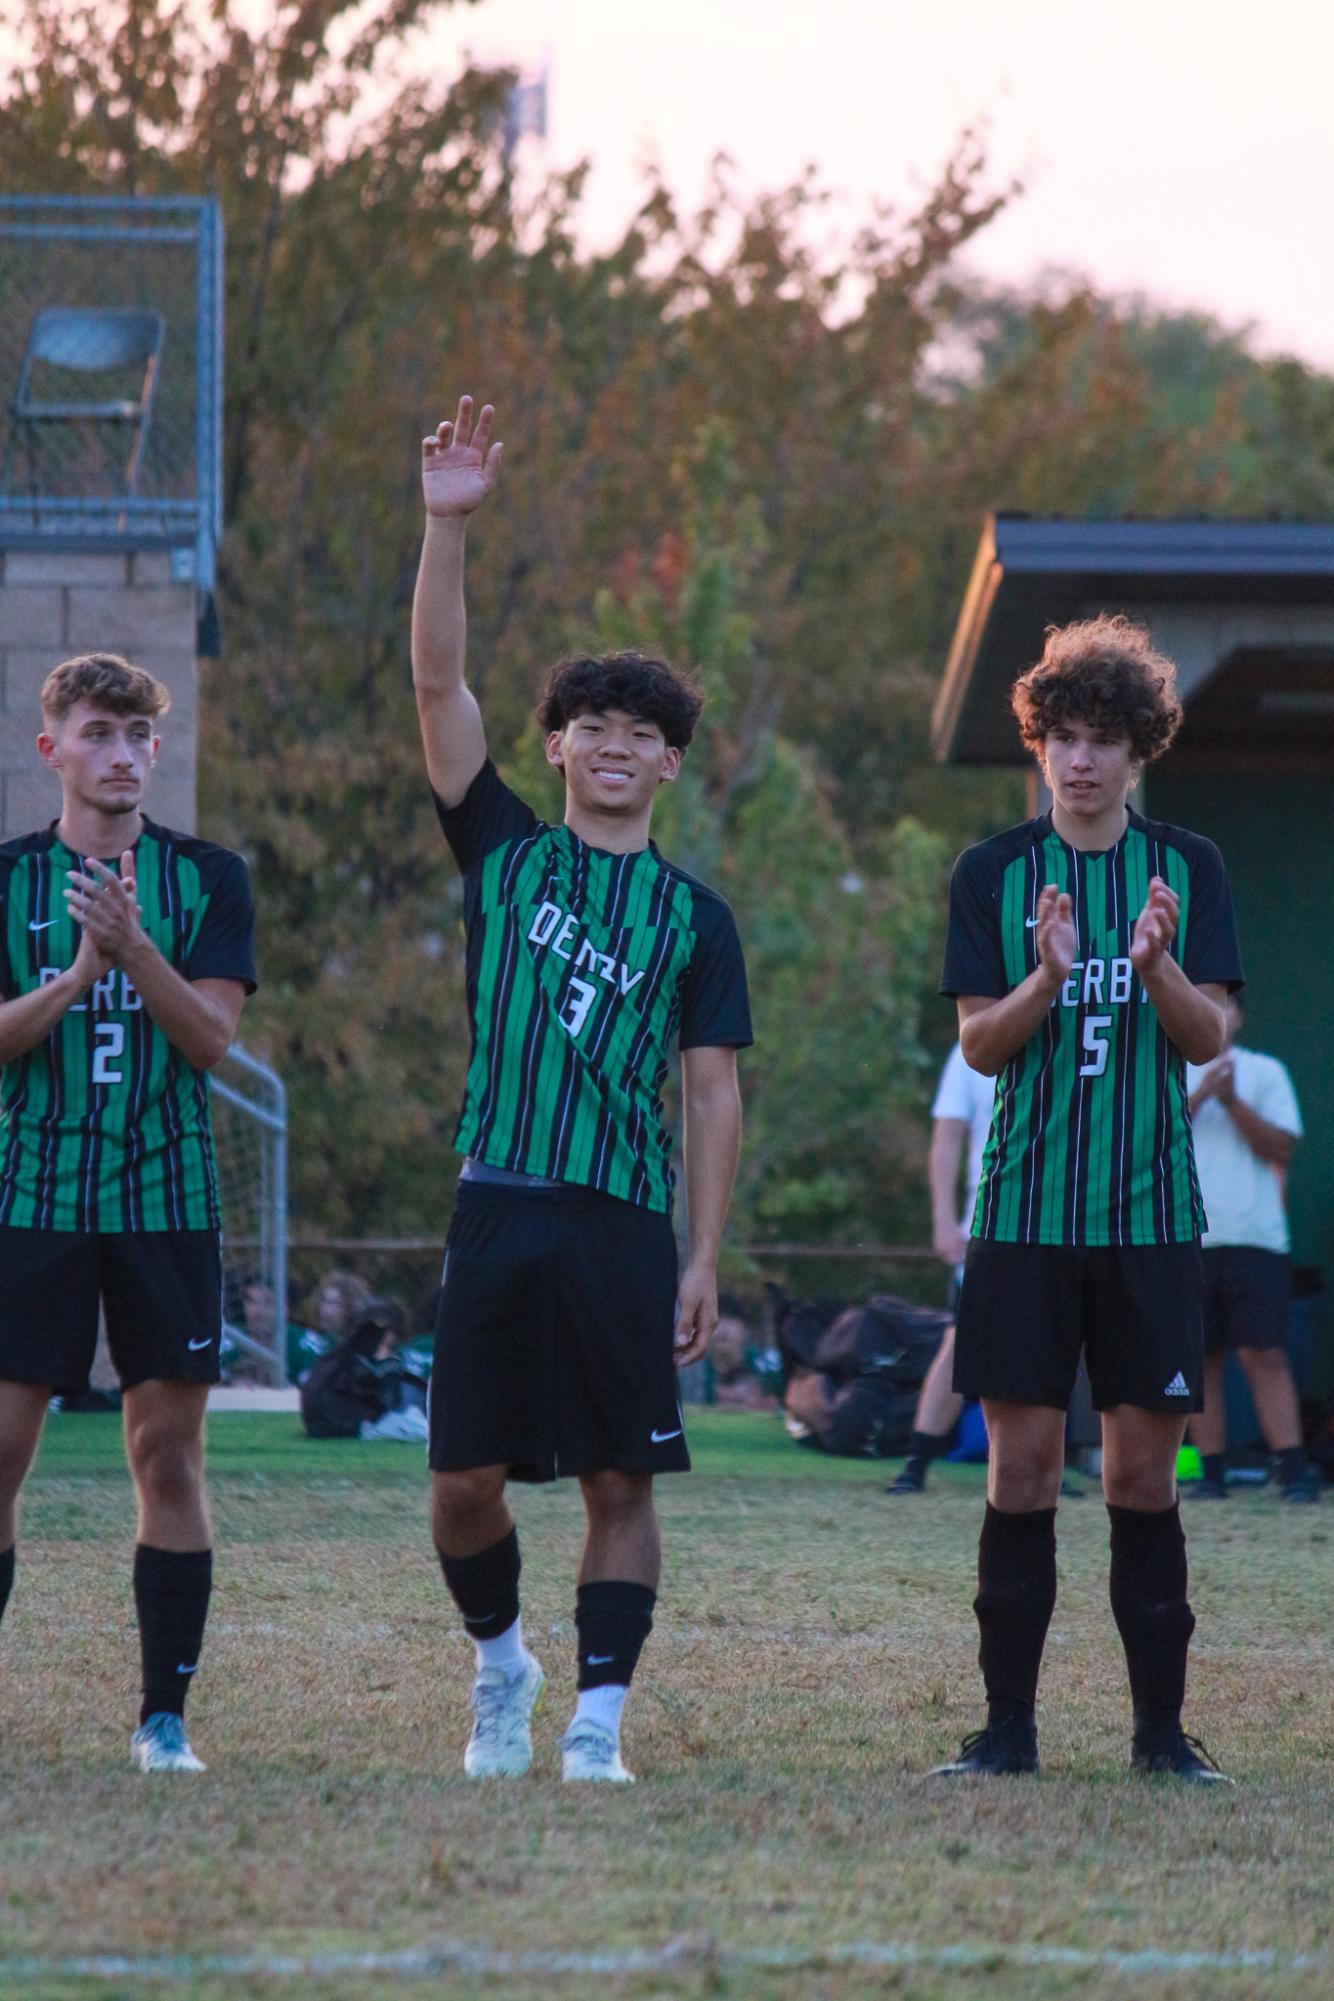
[0,195,223,587]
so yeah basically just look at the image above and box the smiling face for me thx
[545,706,682,823]
[1038,720,1138,826]
[38,699,159,821]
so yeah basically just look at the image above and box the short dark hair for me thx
[1011,615,1182,765]
[537,650,704,751]
[42,652,170,726]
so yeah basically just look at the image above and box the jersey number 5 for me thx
[93,1022,125,1085]
[1079,1014,1112,1078]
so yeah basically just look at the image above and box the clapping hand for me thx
[1035,883,1077,988]
[1130,876,1179,979]
[65,853,141,969]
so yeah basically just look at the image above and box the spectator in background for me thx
[300,1297,429,1440]
[226,1276,320,1386]
[887,1041,995,1494]
[1186,997,1317,1503]
[295,1269,375,1381]
[711,1303,777,1411]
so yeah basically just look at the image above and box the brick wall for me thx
[0,547,198,837]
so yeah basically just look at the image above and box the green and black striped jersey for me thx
[0,820,257,1233]
[941,809,1243,1248]
[437,762,752,1213]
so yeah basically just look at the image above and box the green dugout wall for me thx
[934,517,1334,1395]
[1149,773,1334,1347]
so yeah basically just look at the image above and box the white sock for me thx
[572,1683,627,1738]
[475,1616,528,1677]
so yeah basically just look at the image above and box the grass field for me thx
[1,1409,1330,2000]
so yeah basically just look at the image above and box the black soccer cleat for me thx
[886,1463,926,1495]
[1131,1726,1233,1785]
[929,1712,1039,1776]
[1278,1468,1321,1504]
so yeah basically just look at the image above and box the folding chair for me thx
[2,305,166,506]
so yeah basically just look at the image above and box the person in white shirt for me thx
[1185,996,1316,1502]
[887,1043,995,1494]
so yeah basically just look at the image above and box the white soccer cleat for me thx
[464,1656,545,1778]
[560,1719,634,1784]
[130,1712,206,1773]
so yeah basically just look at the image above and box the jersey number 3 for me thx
[560,976,598,1038]
[93,1022,125,1085]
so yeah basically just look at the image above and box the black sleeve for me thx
[185,852,258,992]
[940,844,1007,998]
[679,895,753,1050]
[1182,837,1245,991]
[0,858,15,1000]
[433,760,539,873]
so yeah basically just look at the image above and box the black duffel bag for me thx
[814,1294,951,1386]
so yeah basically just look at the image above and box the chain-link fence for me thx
[0,196,221,584]
[213,1046,288,1385]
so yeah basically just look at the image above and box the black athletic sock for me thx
[1274,1445,1305,1489]
[974,1503,1058,1726]
[905,1429,947,1478]
[1107,1502,1195,1735]
[575,1581,656,1691]
[0,1545,14,1629]
[438,1527,521,1640]
[1201,1452,1226,1487]
[133,1544,213,1725]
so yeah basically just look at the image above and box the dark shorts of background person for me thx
[1201,1246,1291,1355]
[0,1226,223,1393]
[429,1176,689,1482]
[953,1238,1204,1414]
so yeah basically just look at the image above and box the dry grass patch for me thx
[0,1412,1329,1997]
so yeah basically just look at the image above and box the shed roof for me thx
[933,516,1334,767]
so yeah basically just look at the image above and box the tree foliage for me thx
[4,0,1331,1248]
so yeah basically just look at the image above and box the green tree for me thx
[6,0,1330,1253]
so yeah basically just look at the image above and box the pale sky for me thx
[416,0,1334,368]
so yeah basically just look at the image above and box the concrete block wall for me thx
[0,548,198,837]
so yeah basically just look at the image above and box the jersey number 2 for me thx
[1079,1014,1112,1078]
[93,1022,125,1085]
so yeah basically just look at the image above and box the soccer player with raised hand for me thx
[934,616,1243,1783]
[0,654,257,1772]
[414,397,751,1783]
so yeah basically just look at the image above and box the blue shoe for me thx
[130,1712,206,1773]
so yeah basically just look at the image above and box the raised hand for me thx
[1034,883,1077,988]
[421,395,503,518]
[1130,875,1179,979]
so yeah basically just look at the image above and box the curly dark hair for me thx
[537,650,704,751]
[1011,615,1183,765]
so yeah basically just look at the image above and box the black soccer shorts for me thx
[952,1238,1204,1414]
[1201,1246,1291,1356]
[0,1226,223,1394]
[428,1179,691,1481]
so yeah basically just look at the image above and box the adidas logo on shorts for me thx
[1164,1372,1190,1397]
